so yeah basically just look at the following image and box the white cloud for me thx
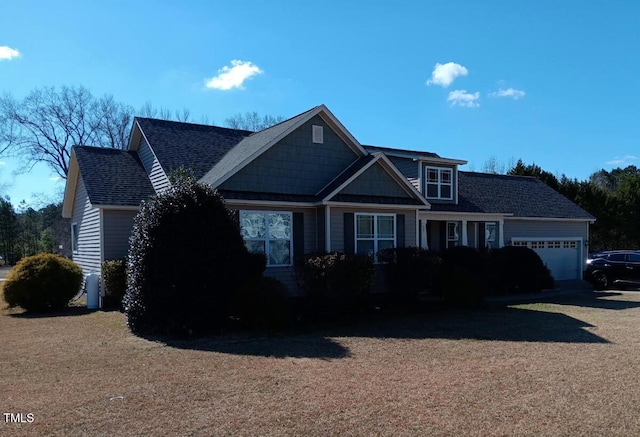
[205,60,263,90]
[426,62,468,87]
[606,155,637,166]
[0,46,20,60]
[447,90,480,108]
[49,176,63,182]
[0,161,6,166]
[490,87,526,99]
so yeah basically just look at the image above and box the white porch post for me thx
[461,219,468,246]
[421,219,428,249]
[498,217,505,247]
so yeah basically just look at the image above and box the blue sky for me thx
[1,1,639,206]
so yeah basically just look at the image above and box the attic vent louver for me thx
[312,125,324,144]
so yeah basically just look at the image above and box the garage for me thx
[511,239,582,280]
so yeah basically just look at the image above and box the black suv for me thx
[585,250,640,290]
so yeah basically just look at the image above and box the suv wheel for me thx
[592,271,609,291]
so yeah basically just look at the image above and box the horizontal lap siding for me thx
[329,207,418,252]
[71,176,102,275]
[102,210,138,261]
[503,220,588,241]
[137,136,169,193]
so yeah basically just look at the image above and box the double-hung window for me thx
[425,167,453,200]
[355,213,395,260]
[240,211,292,266]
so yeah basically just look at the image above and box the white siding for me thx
[71,175,102,274]
[138,136,170,193]
[103,210,138,261]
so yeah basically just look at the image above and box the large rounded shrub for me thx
[436,246,487,307]
[487,246,555,295]
[2,253,83,311]
[124,178,261,336]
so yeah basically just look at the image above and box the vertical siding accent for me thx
[71,175,102,274]
[102,210,138,260]
[137,136,170,193]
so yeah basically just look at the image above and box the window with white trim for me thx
[446,222,458,247]
[240,211,292,266]
[425,166,453,200]
[71,222,79,253]
[355,213,395,260]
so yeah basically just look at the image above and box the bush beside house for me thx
[124,178,266,336]
[102,259,127,309]
[2,253,83,312]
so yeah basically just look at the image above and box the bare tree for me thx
[0,86,134,179]
[138,102,191,122]
[224,111,285,131]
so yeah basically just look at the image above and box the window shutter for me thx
[344,212,354,254]
[233,210,240,224]
[293,212,304,259]
[396,214,405,248]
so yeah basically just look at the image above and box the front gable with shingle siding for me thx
[219,115,361,196]
[337,161,413,199]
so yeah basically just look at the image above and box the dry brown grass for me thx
[3,290,640,436]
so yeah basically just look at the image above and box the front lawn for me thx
[2,291,640,436]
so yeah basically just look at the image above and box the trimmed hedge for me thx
[123,178,261,336]
[230,276,292,330]
[302,252,374,314]
[102,259,127,308]
[488,246,555,295]
[436,246,487,307]
[2,253,83,312]
[378,247,441,303]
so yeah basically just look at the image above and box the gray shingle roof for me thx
[200,106,319,186]
[364,145,440,159]
[315,155,374,199]
[73,146,155,206]
[135,117,252,180]
[430,172,595,219]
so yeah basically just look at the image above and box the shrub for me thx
[303,252,374,315]
[124,178,261,336]
[487,246,555,295]
[229,276,292,330]
[2,253,83,311]
[378,247,441,303]
[436,246,487,307]
[102,259,127,309]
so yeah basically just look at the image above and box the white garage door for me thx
[511,239,581,280]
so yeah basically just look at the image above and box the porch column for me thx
[461,219,468,246]
[498,217,505,247]
[421,219,428,249]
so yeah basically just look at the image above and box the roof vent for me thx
[312,125,324,144]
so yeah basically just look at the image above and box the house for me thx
[62,105,595,294]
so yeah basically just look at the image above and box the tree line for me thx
[0,199,69,264]
[508,159,640,251]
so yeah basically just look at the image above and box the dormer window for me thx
[425,166,453,200]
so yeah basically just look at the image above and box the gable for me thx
[337,161,412,198]
[219,115,360,195]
